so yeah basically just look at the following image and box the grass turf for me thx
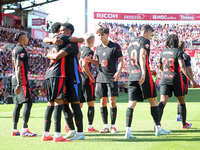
[0,88,199,150]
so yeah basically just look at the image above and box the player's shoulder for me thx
[14,44,24,52]
[109,41,120,47]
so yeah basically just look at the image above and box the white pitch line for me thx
[0,107,46,115]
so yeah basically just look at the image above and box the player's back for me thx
[160,47,184,85]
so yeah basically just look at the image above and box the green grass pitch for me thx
[0,89,199,150]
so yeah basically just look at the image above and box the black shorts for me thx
[128,80,157,102]
[81,79,95,103]
[65,79,82,103]
[95,82,118,97]
[12,84,31,104]
[46,77,66,102]
[160,83,185,97]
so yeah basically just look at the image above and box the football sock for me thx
[44,131,50,136]
[63,104,75,130]
[104,124,108,128]
[110,107,117,125]
[88,106,94,125]
[54,132,60,138]
[126,127,131,134]
[54,105,63,132]
[22,101,32,128]
[158,102,165,121]
[180,103,187,126]
[101,106,108,124]
[177,103,181,115]
[126,107,133,127]
[88,125,93,129]
[151,106,161,125]
[71,104,83,132]
[44,105,54,132]
[13,103,23,129]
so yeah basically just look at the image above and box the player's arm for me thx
[84,55,99,66]
[139,48,147,85]
[82,59,95,83]
[43,36,63,45]
[47,50,68,60]
[187,66,194,80]
[14,59,22,95]
[113,56,123,82]
[70,37,84,43]
[178,60,196,87]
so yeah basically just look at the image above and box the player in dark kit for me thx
[86,27,123,133]
[42,22,73,142]
[125,25,170,139]
[47,23,85,140]
[79,33,98,132]
[11,32,37,137]
[158,34,196,129]
[176,41,195,121]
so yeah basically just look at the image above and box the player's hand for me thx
[14,85,21,95]
[89,76,95,83]
[191,80,197,88]
[52,36,63,45]
[113,72,120,82]
[138,74,145,85]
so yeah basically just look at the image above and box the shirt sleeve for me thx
[186,55,191,67]
[115,44,123,58]
[177,50,184,60]
[140,39,150,53]
[62,43,74,55]
[16,49,25,62]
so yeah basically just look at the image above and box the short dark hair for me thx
[97,27,109,34]
[61,23,74,35]
[14,32,26,41]
[166,34,179,48]
[141,24,154,34]
[51,22,61,34]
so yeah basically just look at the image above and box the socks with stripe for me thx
[13,104,23,129]
[100,107,108,125]
[63,104,75,130]
[177,103,181,115]
[151,106,161,125]
[110,107,117,125]
[158,102,165,121]
[54,105,63,132]
[180,103,187,126]
[126,107,133,127]
[22,101,32,128]
[44,105,54,132]
[88,106,94,126]
[71,104,83,132]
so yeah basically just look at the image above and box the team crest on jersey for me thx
[145,44,149,49]
[20,53,25,58]
[101,59,108,67]
[103,52,106,56]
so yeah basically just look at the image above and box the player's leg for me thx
[109,96,117,133]
[100,97,109,133]
[148,97,171,136]
[125,100,136,139]
[87,101,98,132]
[12,103,23,136]
[176,103,182,121]
[42,101,54,141]
[177,96,191,129]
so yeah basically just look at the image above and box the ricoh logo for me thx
[96,13,118,19]
[179,15,195,20]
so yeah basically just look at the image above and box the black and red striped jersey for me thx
[45,34,71,79]
[12,44,29,85]
[159,48,184,85]
[128,36,152,81]
[95,41,122,83]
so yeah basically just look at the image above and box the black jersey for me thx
[159,48,184,85]
[181,52,191,81]
[45,34,71,79]
[128,36,152,81]
[80,46,94,81]
[63,42,81,84]
[12,44,29,86]
[95,41,122,83]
